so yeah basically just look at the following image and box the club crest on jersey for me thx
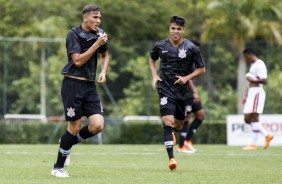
[178,49,187,59]
[160,97,168,105]
[67,107,75,117]
[184,105,192,116]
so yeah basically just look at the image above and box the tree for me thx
[201,0,282,113]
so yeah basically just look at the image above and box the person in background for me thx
[241,48,273,151]
[177,40,205,153]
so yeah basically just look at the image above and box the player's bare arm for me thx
[149,58,162,90]
[174,67,205,85]
[247,77,267,85]
[189,80,200,103]
[71,33,108,68]
[97,50,109,84]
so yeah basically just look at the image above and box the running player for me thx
[149,16,205,170]
[51,4,109,177]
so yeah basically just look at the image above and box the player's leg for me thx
[162,115,177,170]
[52,77,84,177]
[184,103,205,152]
[77,83,104,142]
[159,94,178,170]
[242,88,260,150]
[88,114,104,135]
[255,89,273,149]
[162,114,175,152]
[175,118,194,153]
[52,119,82,177]
[244,88,273,149]
[242,113,258,150]
[178,118,188,152]
[251,113,273,149]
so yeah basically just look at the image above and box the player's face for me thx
[83,11,101,32]
[244,54,252,63]
[169,23,185,42]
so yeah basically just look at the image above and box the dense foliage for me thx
[0,0,282,121]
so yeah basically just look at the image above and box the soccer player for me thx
[241,48,273,151]
[178,40,205,153]
[149,16,205,170]
[51,4,109,177]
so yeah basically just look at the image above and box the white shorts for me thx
[243,87,265,114]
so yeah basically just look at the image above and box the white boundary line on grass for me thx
[3,151,281,157]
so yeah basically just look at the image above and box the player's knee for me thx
[67,119,83,135]
[196,110,205,121]
[198,113,205,121]
[244,117,251,124]
[174,124,182,131]
[161,116,174,127]
[89,121,104,134]
[67,125,81,135]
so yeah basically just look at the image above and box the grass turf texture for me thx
[0,144,281,184]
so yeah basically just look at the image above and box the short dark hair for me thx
[82,4,100,15]
[190,39,201,47]
[170,16,185,27]
[243,48,256,55]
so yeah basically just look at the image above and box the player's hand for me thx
[241,97,247,104]
[97,33,108,46]
[152,76,162,90]
[97,72,106,84]
[174,75,188,85]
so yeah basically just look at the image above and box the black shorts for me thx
[61,77,103,121]
[158,93,193,120]
[191,101,203,113]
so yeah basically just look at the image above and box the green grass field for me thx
[0,144,281,184]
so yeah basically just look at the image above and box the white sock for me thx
[251,131,259,145]
[252,122,268,136]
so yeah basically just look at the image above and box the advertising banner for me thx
[227,115,282,146]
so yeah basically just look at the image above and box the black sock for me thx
[78,125,94,141]
[163,126,174,159]
[54,131,78,168]
[179,121,189,147]
[185,118,202,141]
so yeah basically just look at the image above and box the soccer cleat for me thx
[184,140,197,152]
[51,168,69,177]
[172,132,176,145]
[64,154,71,167]
[168,158,177,171]
[264,134,273,149]
[242,145,257,151]
[177,146,195,154]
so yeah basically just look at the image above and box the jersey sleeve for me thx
[66,30,81,54]
[257,62,267,79]
[150,43,160,61]
[98,43,108,53]
[192,47,205,69]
